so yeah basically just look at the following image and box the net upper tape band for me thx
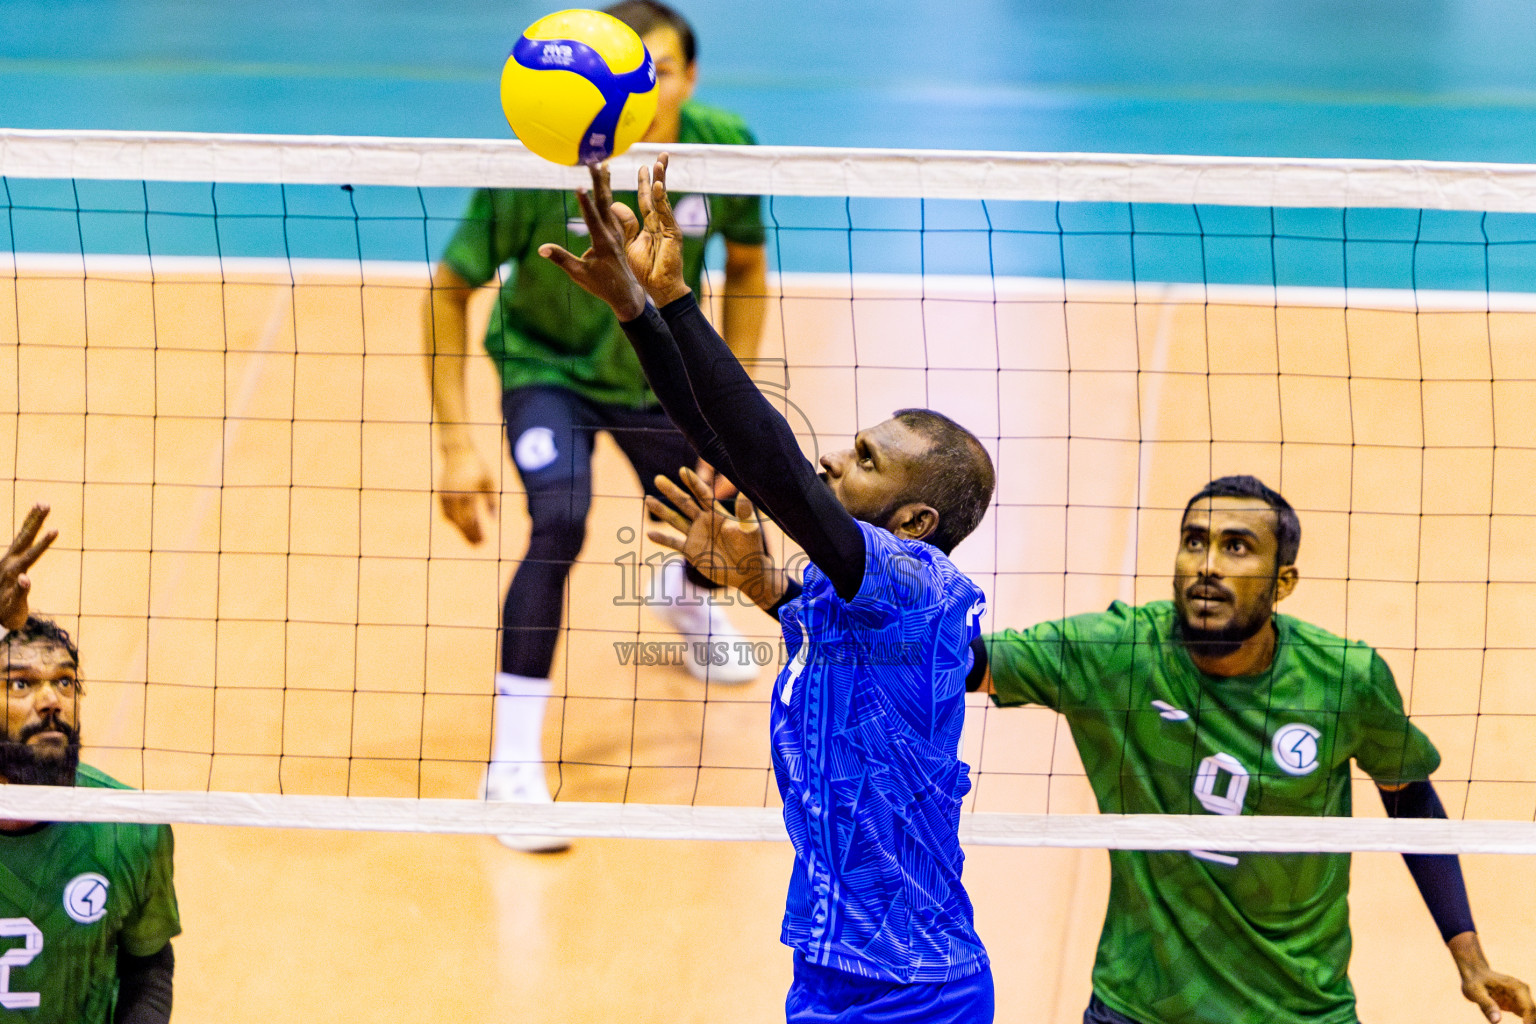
[7,128,1536,209]
[3,787,1534,854]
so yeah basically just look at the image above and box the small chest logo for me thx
[63,873,109,925]
[672,194,710,238]
[1272,723,1322,776]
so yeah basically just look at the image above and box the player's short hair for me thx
[1183,475,1301,567]
[605,0,697,63]
[2,615,80,671]
[891,409,995,555]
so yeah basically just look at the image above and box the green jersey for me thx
[0,765,180,1024]
[442,101,765,409]
[986,600,1440,1024]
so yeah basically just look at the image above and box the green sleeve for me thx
[120,825,182,958]
[1353,651,1442,784]
[688,112,764,247]
[986,604,1135,711]
[711,192,766,247]
[441,189,532,288]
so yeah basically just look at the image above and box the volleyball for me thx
[500,9,659,166]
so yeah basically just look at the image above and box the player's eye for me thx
[7,679,31,694]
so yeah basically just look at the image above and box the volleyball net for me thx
[5,128,1536,852]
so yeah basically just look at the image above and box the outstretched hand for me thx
[646,467,783,611]
[539,162,649,320]
[0,504,56,632]
[539,156,693,318]
[629,153,690,307]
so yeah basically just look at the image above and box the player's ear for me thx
[888,503,938,545]
[1274,563,1299,602]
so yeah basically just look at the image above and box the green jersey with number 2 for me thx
[986,600,1439,1024]
[0,765,180,1024]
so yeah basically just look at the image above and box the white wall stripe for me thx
[2,253,1529,313]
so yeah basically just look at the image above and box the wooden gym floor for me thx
[4,258,1536,1021]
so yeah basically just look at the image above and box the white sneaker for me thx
[482,763,570,853]
[657,563,759,685]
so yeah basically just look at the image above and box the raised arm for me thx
[539,160,866,599]
[0,504,56,632]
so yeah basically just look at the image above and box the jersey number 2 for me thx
[0,917,42,1009]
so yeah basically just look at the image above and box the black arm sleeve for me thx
[766,578,804,621]
[620,295,865,599]
[114,942,173,1024]
[1379,781,1477,942]
[965,635,990,692]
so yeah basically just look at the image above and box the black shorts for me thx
[502,385,698,505]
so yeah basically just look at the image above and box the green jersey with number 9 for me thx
[986,600,1439,1024]
[0,764,180,1023]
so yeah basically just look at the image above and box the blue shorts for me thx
[786,954,994,1024]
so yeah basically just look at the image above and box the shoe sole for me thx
[496,833,571,854]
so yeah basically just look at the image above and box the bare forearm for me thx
[749,567,789,612]
[721,244,767,363]
[422,265,477,454]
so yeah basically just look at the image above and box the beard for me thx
[0,716,80,787]
[1177,613,1269,659]
[1176,582,1273,659]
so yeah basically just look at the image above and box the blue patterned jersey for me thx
[772,520,988,984]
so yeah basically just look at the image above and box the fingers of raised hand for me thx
[643,494,691,534]
[17,530,57,570]
[646,527,686,554]
[10,504,46,547]
[611,201,640,244]
[678,465,716,508]
[732,491,758,524]
[657,472,705,518]
[650,154,676,224]
[636,163,654,221]
[577,186,620,248]
[590,161,614,212]
[538,242,583,274]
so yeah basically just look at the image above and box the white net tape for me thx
[5,787,1535,854]
[6,127,1536,208]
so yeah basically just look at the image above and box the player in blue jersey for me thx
[539,157,997,1022]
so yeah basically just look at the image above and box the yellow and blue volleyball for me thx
[500,9,659,166]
